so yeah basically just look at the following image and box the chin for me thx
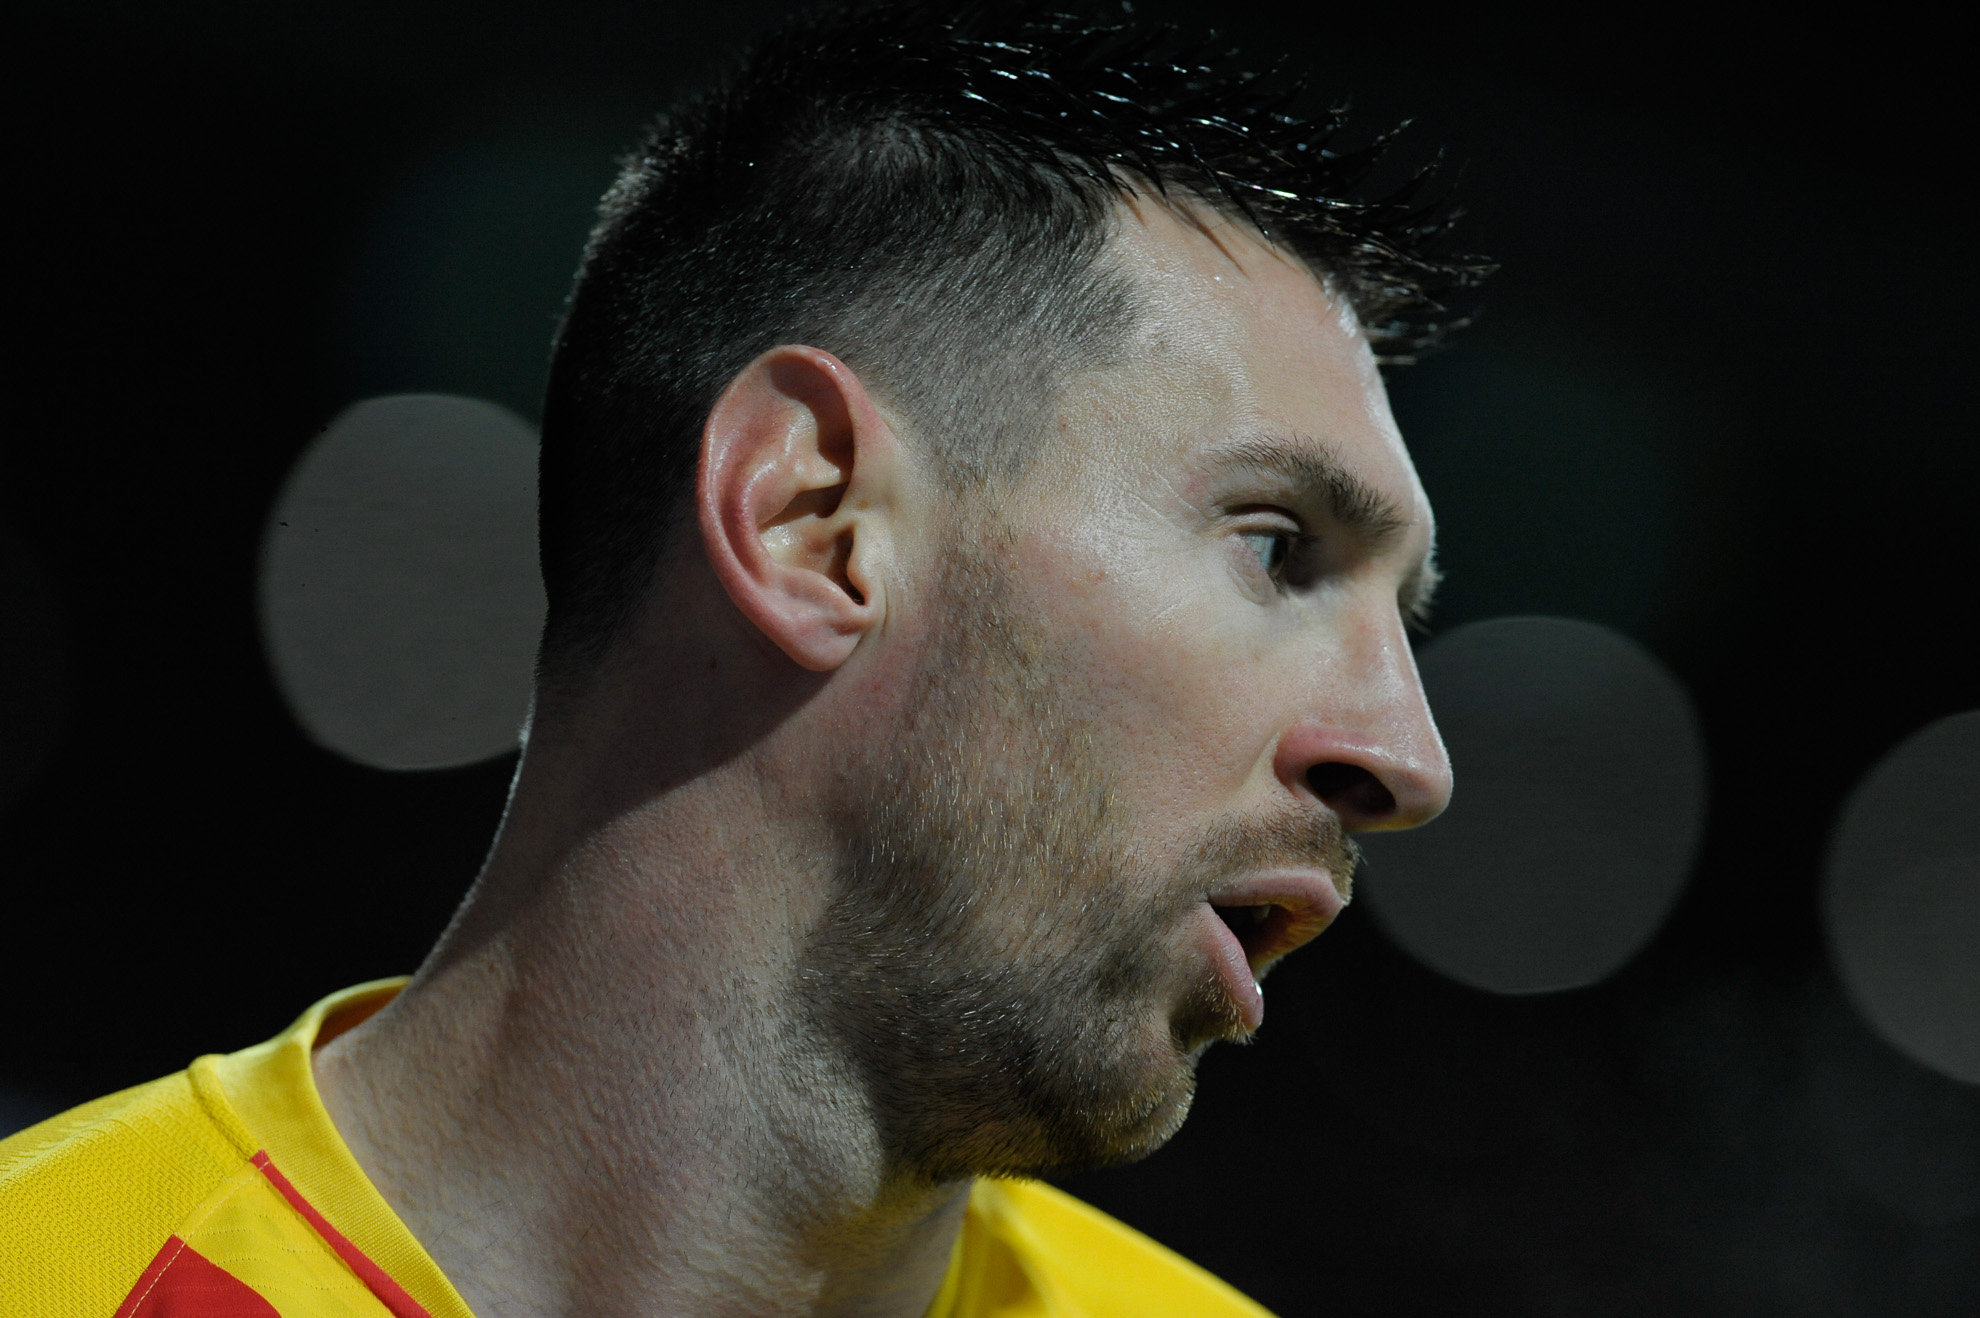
[1007,1020,1220,1178]
[1090,1074,1201,1169]
[1058,978,1256,1162]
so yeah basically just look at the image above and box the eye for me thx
[1241,531,1292,576]
[1234,521,1321,591]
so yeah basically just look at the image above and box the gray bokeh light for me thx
[1823,710,1980,1086]
[259,394,545,771]
[1359,616,1708,994]
[1797,971,1980,1225]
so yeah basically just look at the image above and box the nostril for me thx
[1306,761,1396,822]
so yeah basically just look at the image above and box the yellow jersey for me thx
[1,982,1270,1317]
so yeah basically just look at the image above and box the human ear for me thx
[696,345,896,671]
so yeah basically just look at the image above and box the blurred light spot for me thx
[1823,710,1980,1086]
[1359,616,1707,994]
[0,519,69,813]
[1796,971,1980,1224]
[259,394,544,771]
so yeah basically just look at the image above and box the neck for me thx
[314,619,968,1317]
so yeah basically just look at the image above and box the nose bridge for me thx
[1277,610,1452,831]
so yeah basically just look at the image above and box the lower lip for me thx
[1199,907,1265,1031]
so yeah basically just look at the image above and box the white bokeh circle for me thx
[1358,616,1708,994]
[1823,710,1980,1086]
[259,394,545,770]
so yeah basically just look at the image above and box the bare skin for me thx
[314,197,1452,1318]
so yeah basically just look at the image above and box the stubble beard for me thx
[798,532,1340,1184]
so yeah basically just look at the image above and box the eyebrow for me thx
[1214,434,1441,625]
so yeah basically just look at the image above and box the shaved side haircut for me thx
[536,0,1484,686]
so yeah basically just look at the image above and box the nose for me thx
[1272,646,1453,833]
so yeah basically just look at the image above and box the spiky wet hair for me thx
[537,0,1487,683]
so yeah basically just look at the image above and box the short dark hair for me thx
[536,0,1485,686]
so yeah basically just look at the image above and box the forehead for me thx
[1052,196,1428,522]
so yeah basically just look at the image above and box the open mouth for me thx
[1209,901,1313,972]
[1200,875,1347,1031]
[1207,870,1348,971]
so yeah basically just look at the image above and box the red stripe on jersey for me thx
[114,1235,281,1317]
[251,1150,434,1318]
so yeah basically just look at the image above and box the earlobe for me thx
[697,345,895,672]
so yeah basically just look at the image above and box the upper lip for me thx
[1206,871,1348,972]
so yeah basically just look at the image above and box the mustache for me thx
[1181,805,1364,903]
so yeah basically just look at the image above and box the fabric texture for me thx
[2,982,1271,1317]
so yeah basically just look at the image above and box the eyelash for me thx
[1239,526,1316,586]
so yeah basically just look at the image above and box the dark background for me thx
[6,4,1977,1314]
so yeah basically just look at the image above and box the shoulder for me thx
[2,1070,248,1318]
[962,1178,1274,1318]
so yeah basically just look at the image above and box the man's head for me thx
[789,200,1454,1180]
[536,0,1479,688]
[522,3,1472,1185]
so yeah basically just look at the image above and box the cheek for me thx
[1021,538,1283,820]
